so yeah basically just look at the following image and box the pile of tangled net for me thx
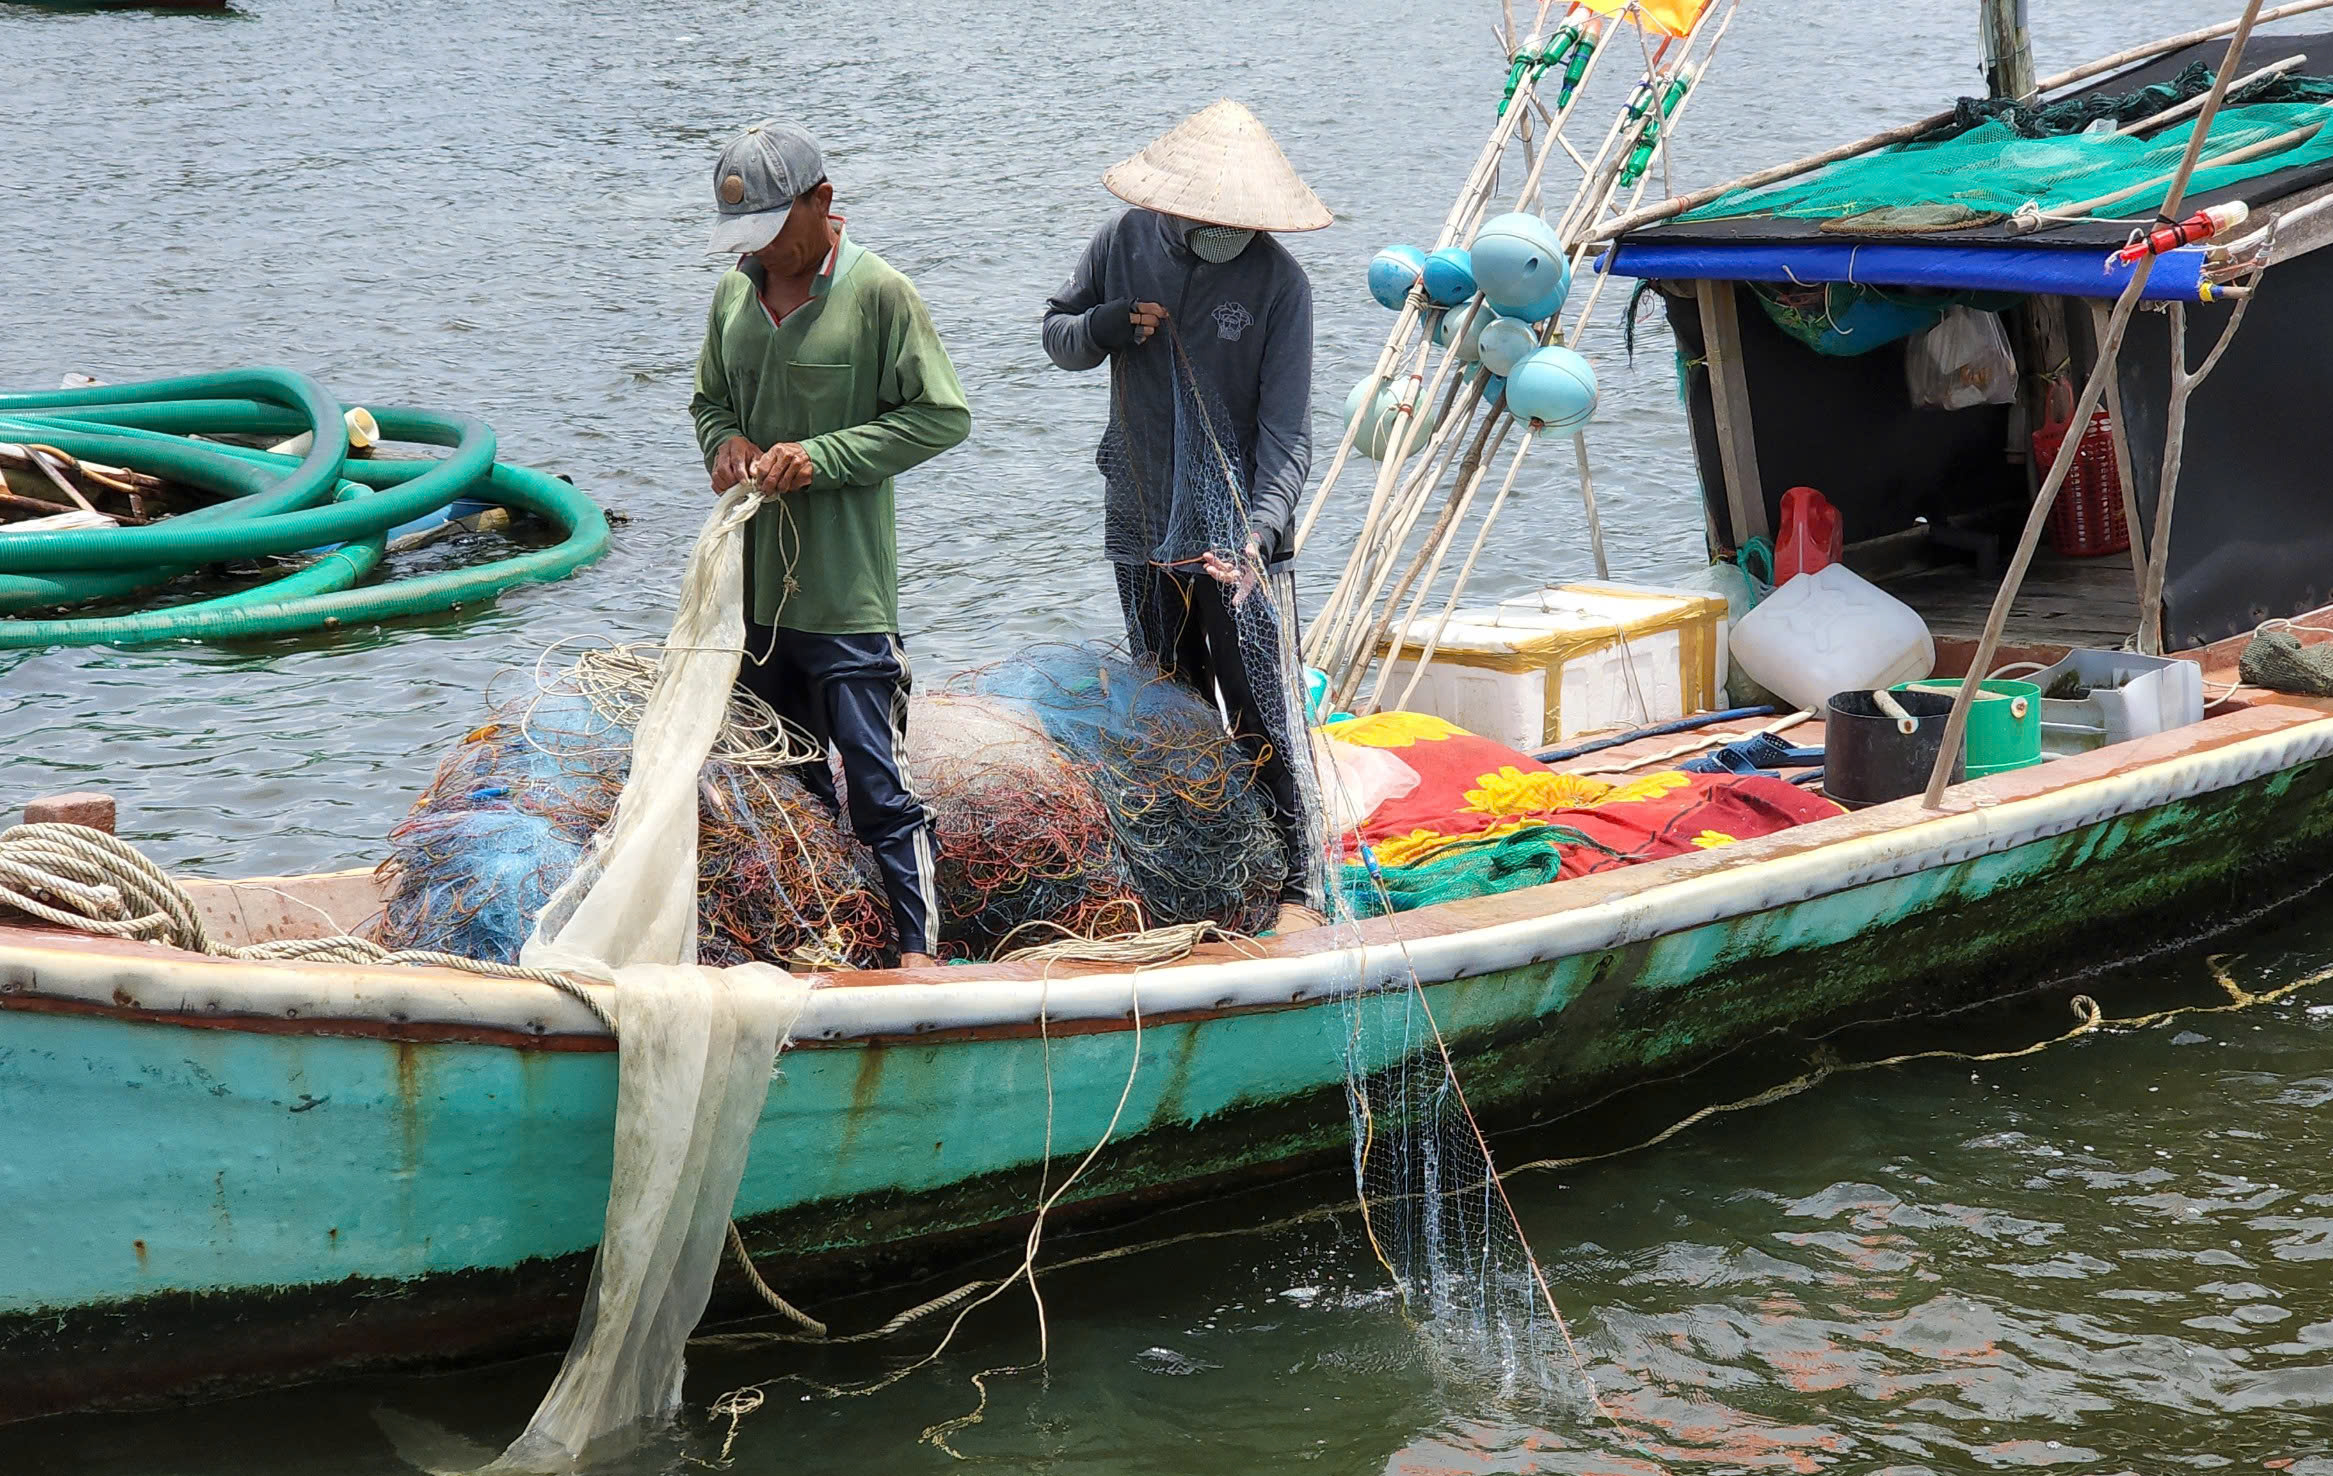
[950,642,1287,946]
[377,640,1286,967]
[377,649,892,969]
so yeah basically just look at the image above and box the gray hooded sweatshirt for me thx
[1042,208,1314,565]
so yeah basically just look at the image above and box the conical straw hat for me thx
[1103,100,1332,233]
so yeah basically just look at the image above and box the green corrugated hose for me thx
[0,369,610,649]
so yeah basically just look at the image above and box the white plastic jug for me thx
[1728,562,1935,715]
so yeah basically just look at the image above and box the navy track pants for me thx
[737,623,941,959]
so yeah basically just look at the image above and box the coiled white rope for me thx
[0,821,614,1028]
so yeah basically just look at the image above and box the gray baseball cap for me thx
[708,121,826,255]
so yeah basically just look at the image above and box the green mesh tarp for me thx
[1341,825,1615,919]
[1920,59,2333,142]
[1680,101,2333,226]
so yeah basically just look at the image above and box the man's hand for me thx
[1130,301,1169,345]
[711,435,763,493]
[1200,538,1264,608]
[749,442,815,493]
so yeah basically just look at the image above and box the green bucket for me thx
[1893,678,2043,777]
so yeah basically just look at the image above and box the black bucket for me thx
[1824,688,1963,808]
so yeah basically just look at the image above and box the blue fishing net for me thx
[376,681,890,968]
[967,642,1286,934]
[380,643,1291,965]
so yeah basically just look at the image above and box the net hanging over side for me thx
[481,489,810,1474]
[1115,329,1587,1399]
[1273,0,1766,1425]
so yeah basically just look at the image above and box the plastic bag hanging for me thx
[1907,306,2018,412]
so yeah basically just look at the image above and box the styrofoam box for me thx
[1378,582,1730,753]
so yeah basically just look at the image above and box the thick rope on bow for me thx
[0,822,613,1028]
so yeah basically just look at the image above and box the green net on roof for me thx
[1920,60,2333,142]
[1679,99,2333,226]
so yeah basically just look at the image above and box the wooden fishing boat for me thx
[15,0,2333,1430]
[4,2,231,11]
[7,614,2333,1420]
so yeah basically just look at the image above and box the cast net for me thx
[1099,331,1321,913]
[1110,333,1589,1402]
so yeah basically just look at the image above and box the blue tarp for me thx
[1598,240,2216,302]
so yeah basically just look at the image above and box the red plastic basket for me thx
[2033,407,2129,558]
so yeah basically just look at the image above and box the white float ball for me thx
[1477,315,1540,378]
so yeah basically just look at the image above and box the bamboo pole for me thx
[1921,0,2266,810]
[1572,430,1609,577]
[2085,299,2151,606]
[1392,436,1540,713]
[1326,401,1490,675]
[2138,269,2263,653]
[1328,412,1508,702]
[1305,369,1481,666]
[1590,0,2333,244]
[1362,431,1515,712]
[1502,15,1621,216]
[1288,4,1562,560]
[2029,118,2324,225]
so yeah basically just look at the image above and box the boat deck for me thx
[1883,550,2144,649]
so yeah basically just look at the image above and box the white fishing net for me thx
[483,487,809,1473]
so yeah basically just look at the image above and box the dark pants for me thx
[1114,564,1315,906]
[737,624,940,958]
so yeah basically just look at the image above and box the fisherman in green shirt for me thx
[690,120,971,969]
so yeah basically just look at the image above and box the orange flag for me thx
[1576,0,1711,39]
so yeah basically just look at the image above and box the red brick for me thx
[24,792,116,834]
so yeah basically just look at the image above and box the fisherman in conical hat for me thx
[1043,100,1330,929]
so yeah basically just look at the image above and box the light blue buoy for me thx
[1478,370,1507,405]
[1471,211,1572,322]
[1368,244,1428,310]
[1432,304,1491,363]
[1506,345,1598,433]
[1477,315,1539,378]
[1421,246,1477,308]
[1344,373,1427,460]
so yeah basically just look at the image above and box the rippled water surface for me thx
[9,0,2330,1471]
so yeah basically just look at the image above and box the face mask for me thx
[1189,225,1257,263]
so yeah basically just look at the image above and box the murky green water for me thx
[9,0,2331,1470]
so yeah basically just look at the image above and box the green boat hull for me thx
[4,713,2331,1419]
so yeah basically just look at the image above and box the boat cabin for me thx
[1605,29,2333,655]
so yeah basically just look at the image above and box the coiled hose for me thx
[0,368,610,648]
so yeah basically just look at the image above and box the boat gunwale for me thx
[6,700,2329,1051]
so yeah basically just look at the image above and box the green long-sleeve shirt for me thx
[690,232,971,632]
